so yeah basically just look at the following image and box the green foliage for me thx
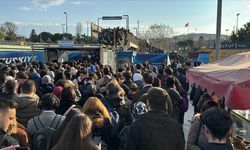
[230,22,250,42]
[177,39,194,50]
[30,29,39,42]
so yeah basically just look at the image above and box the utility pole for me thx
[64,12,68,35]
[87,22,89,37]
[215,0,222,61]
[137,20,140,37]
[236,13,240,34]
[61,24,65,39]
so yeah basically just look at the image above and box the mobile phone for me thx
[16,147,29,150]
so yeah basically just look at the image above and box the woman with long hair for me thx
[52,114,98,150]
[83,97,112,146]
[83,97,111,126]
[56,86,78,115]
[51,108,83,147]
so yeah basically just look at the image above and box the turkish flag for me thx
[185,22,189,27]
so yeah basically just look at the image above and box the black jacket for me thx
[202,143,233,150]
[125,111,185,150]
[134,85,152,103]
[56,100,77,115]
[166,88,182,122]
[0,129,19,148]
[0,93,18,101]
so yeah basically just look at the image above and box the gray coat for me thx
[187,115,207,150]
[27,111,65,137]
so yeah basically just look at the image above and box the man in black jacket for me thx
[133,72,154,103]
[126,87,185,150]
[201,108,233,150]
[0,99,19,148]
[166,76,182,123]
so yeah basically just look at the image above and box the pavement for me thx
[183,101,194,141]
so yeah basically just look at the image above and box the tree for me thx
[30,29,39,42]
[39,32,53,43]
[199,36,204,41]
[143,24,174,50]
[0,26,4,40]
[177,39,194,51]
[230,22,250,42]
[52,33,63,42]
[76,22,82,36]
[64,33,73,40]
[75,22,83,44]
[2,22,17,40]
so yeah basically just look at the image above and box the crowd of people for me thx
[0,59,234,150]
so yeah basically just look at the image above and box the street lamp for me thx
[97,18,102,32]
[133,27,138,37]
[236,13,240,34]
[215,0,222,61]
[122,15,129,30]
[61,24,65,39]
[64,12,68,35]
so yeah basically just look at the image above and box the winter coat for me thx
[187,116,207,150]
[125,111,185,150]
[167,88,182,122]
[15,94,41,127]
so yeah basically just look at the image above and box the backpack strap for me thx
[50,115,63,129]
[33,116,44,130]
[63,105,76,116]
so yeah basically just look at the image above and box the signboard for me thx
[0,50,45,64]
[135,53,167,68]
[58,40,74,48]
[102,16,123,20]
[214,42,250,49]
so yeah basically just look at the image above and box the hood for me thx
[140,111,171,129]
[16,94,39,109]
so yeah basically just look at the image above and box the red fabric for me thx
[53,86,63,99]
[185,22,189,27]
[186,52,250,110]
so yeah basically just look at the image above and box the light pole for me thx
[64,12,68,35]
[86,22,89,37]
[123,15,129,51]
[215,0,222,61]
[61,24,65,39]
[97,18,102,42]
[122,15,129,30]
[137,20,140,37]
[133,27,138,37]
[236,13,240,34]
[97,18,102,32]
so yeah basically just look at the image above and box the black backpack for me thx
[32,115,62,150]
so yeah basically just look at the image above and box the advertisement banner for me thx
[68,52,82,61]
[0,50,45,64]
[135,53,167,68]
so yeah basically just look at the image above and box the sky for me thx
[0,0,250,37]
